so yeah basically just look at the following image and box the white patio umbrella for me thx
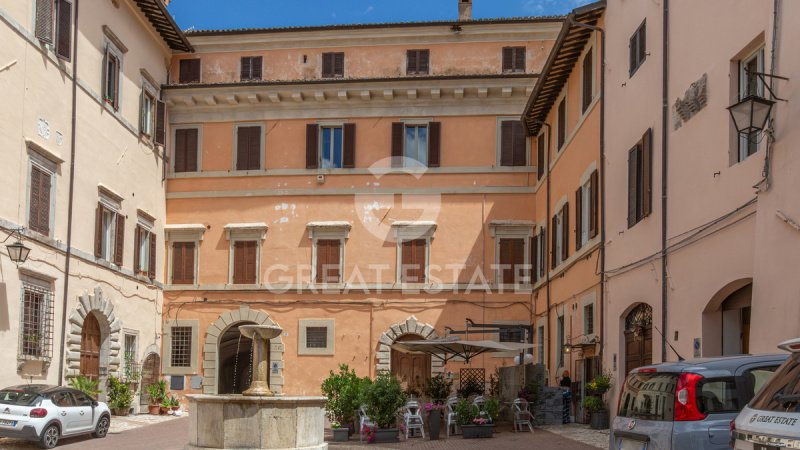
[390,337,534,364]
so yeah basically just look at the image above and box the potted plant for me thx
[106,376,134,416]
[423,402,445,440]
[457,397,499,439]
[68,375,100,398]
[361,372,407,443]
[146,380,166,415]
[585,372,612,396]
[160,397,171,415]
[583,396,609,429]
[422,374,452,440]
[321,364,364,442]
[169,395,181,413]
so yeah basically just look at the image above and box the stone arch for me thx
[702,278,753,357]
[376,315,443,376]
[65,287,122,381]
[201,305,284,395]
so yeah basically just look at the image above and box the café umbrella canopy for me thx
[390,337,534,364]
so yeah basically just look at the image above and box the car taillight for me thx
[29,408,47,418]
[729,420,736,449]
[674,373,705,421]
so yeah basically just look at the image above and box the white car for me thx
[0,384,111,449]
[733,338,800,450]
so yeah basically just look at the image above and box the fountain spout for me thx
[238,324,282,396]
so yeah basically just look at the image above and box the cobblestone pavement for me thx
[538,423,610,449]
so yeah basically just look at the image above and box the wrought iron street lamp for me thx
[7,240,31,264]
[727,94,775,135]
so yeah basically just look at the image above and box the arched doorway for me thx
[624,304,653,374]
[391,334,431,396]
[218,322,254,394]
[139,353,160,407]
[702,281,753,357]
[80,313,101,380]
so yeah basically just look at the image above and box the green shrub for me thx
[106,376,134,411]
[423,374,453,404]
[361,372,407,429]
[146,380,167,406]
[483,397,500,423]
[321,364,364,424]
[454,398,478,426]
[583,395,606,413]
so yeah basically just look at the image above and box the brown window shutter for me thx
[343,123,356,168]
[391,122,404,167]
[627,145,639,228]
[306,124,319,169]
[241,57,251,80]
[539,228,546,278]
[557,99,566,149]
[638,25,646,65]
[184,243,195,284]
[180,59,200,84]
[415,239,426,283]
[641,128,653,217]
[530,235,538,282]
[575,186,583,251]
[133,225,141,274]
[28,166,40,233]
[171,242,182,283]
[428,122,441,167]
[191,59,201,83]
[35,0,54,43]
[515,47,526,72]
[537,133,545,180]
[233,241,242,283]
[321,53,333,78]
[330,241,341,282]
[55,0,72,61]
[500,121,513,166]
[401,240,413,282]
[236,126,260,170]
[629,34,637,75]
[155,100,166,146]
[252,57,263,80]
[502,47,513,72]
[562,203,569,261]
[186,128,198,172]
[114,213,125,266]
[407,50,418,74]
[315,240,325,283]
[247,241,257,284]
[512,121,526,166]
[334,52,344,77]
[512,238,524,284]
[174,129,187,172]
[590,170,599,238]
[582,47,593,112]
[551,215,557,269]
[419,50,430,74]
[95,203,104,258]
[499,239,511,284]
[317,239,341,283]
[148,232,156,279]
[248,126,261,170]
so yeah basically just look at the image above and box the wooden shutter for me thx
[502,47,513,72]
[95,203,104,258]
[29,166,51,235]
[55,0,72,61]
[343,123,356,168]
[306,124,319,169]
[401,241,412,282]
[499,239,511,284]
[561,203,569,262]
[514,47,526,72]
[582,47,593,112]
[183,243,195,284]
[329,240,341,282]
[414,239,426,283]
[171,242,183,283]
[530,235,537,283]
[114,213,125,266]
[419,50,430,74]
[641,128,653,217]
[629,33,637,75]
[334,52,344,77]
[234,241,257,284]
[500,121,513,166]
[241,57,251,80]
[427,122,441,168]
[575,186,583,251]
[35,0,54,43]
[315,240,326,283]
[512,121,526,166]
[638,24,646,66]
[148,232,156,279]
[155,100,166,146]
[179,59,200,83]
[557,99,566,149]
[407,50,429,74]
[133,225,141,274]
[391,122,404,167]
[590,170,599,238]
[537,133,545,180]
[252,57,262,80]
[551,215,557,269]
[316,240,341,283]
[321,53,333,78]
[627,145,639,228]
[237,126,260,170]
[539,228,546,278]
[407,50,418,74]
[175,128,187,172]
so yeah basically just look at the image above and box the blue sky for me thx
[167,0,594,31]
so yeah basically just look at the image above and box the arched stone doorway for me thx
[377,316,443,378]
[391,334,431,395]
[217,322,255,395]
[140,352,160,408]
[623,303,653,374]
[702,279,753,357]
[201,306,284,395]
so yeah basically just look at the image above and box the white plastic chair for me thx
[446,396,460,437]
[513,398,534,433]
[403,400,425,439]
[359,405,375,442]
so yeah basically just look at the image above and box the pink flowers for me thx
[424,402,446,412]
[472,418,489,425]
[361,424,376,443]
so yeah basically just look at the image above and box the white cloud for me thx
[364,5,374,14]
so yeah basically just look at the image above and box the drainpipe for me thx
[660,0,670,362]
[535,121,553,378]
[567,14,606,376]
[58,0,80,386]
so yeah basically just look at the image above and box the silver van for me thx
[611,354,787,450]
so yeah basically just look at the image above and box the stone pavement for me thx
[538,423,610,449]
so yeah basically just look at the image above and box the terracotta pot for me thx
[159,406,169,415]
[148,404,160,415]
[112,407,129,416]
[171,406,180,412]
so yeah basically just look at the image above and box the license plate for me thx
[618,439,647,450]
[0,419,17,427]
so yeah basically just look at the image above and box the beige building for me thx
[0,0,189,411]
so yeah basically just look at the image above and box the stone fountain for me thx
[186,324,328,450]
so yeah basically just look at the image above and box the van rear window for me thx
[750,353,800,412]
[618,372,678,421]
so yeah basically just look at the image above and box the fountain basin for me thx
[186,394,327,450]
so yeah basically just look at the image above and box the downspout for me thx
[660,0,670,362]
[538,121,553,378]
[58,0,80,386]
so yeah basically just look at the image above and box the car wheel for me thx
[92,415,110,438]
[38,424,59,449]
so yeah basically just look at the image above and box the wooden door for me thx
[624,304,653,375]
[391,335,431,396]
[140,353,160,407]
[80,314,101,380]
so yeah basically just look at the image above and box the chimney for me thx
[458,0,472,21]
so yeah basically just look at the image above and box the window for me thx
[19,280,54,361]
[103,51,120,110]
[35,0,72,60]
[584,304,594,335]
[320,126,343,168]
[499,327,524,343]
[575,171,598,251]
[531,226,546,282]
[28,162,54,236]
[139,88,157,138]
[72,392,92,407]
[179,59,201,84]
[170,326,192,367]
[502,46,526,73]
[315,239,342,284]
[235,125,262,171]
[551,203,569,268]
[537,325,545,364]
[407,49,430,75]
[738,49,765,162]
[51,391,73,407]
[405,125,429,166]
[173,128,199,173]
[629,20,646,76]
[34,0,54,43]
[95,200,124,265]
[557,315,565,368]
[171,242,196,285]
[498,238,525,285]
[499,120,527,167]
[391,122,441,168]
[582,47,594,113]
[306,123,355,169]
[232,240,257,284]
[123,333,138,380]
[298,319,335,355]
[536,133,546,180]
[627,129,653,228]
[400,239,427,283]
[321,52,344,78]
[240,56,263,81]
[557,97,566,150]
[618,372,678,421]
[697,378,740,414]
[134,223,156,279]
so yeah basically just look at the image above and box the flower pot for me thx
[589,410,609,430]
[428,411,441,440]
[171,406,180,412]
[461,424,494,438]
[159,406,169,415]
[148,404,160,415]
[112,407,129,416]
[371,428,399,443]
[348,421,356,437]
[332,427,349,442]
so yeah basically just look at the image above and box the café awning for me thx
[391,337,534,364]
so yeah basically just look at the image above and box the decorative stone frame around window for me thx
[298,319,335,356]
[392,221,436,287]
[18,276,55,370]
[163,319,199,376]
[165,224,206,286]
[489,220,534,287]
[307,222,351,287]
[224,223,268,285]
